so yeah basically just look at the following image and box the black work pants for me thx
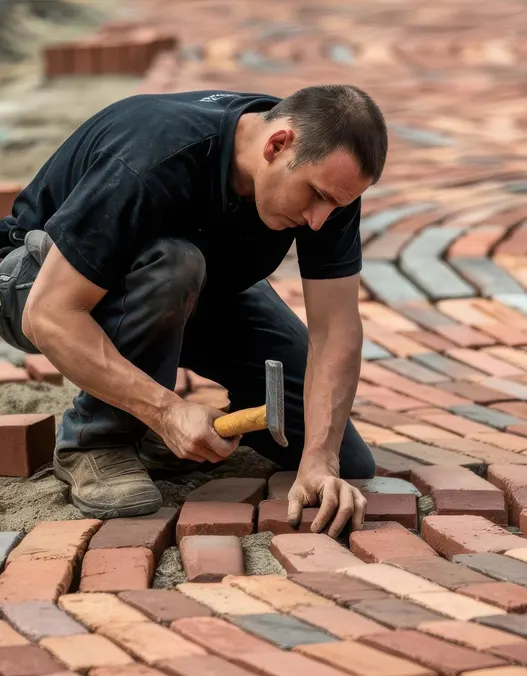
[0,231,374,478]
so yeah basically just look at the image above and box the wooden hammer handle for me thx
[213,404,266,438]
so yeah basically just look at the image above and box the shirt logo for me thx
[198,94,237,102]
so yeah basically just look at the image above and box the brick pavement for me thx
[2,0,527,672]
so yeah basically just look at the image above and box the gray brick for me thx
[0,601,88,641]
[361,261,427,305]
[228,613,337,649]
[361,203,436,236]
[379,357,450,384]
[352,597,445,628]
[411,353,485,381]
[400,258,475,300]
[476,614,527,639]
[362,339,392,361]
[453,553,527,586]
[347,477,421,497]
[448,404,522,430]
[403,227,465,259]
[481,377,527,401]
[450,258,525,296]
[396,304,457,329]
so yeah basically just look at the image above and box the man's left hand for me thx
[287,467,367,539]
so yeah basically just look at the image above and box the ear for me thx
[263,128,296,163]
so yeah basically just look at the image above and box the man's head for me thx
[244,84,387,231]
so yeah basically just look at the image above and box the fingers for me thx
[351,488,367,533]
[327,483,355,539]
[287,487,306,529]
[310,479,339,534]
[206,428,242,459]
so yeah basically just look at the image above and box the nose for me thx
[307,203,335,232]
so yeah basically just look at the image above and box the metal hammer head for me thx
[265,359,288,447]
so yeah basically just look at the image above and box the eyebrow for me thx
[314,186,346,208]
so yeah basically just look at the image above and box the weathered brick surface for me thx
[118,589,212,624]
[351,597,447,628]
[0,600,87,640]
[40,634,134,670]
[457,581,527,612]
[179,535,245,581]
[225,574,334,612]
[408,590,506,620]
[58,593,148,630]
[339,562,443,596]
[391,556,498,589]
[177,582,277,615]
[0,559,73,602]
[291,604,385,639]
[289,571,393,605]
[0,414,56,477]
[258,499,319,534]
[270,533,364,572]
[175,502,254,543]
[0,645,66,676]
[363,492,418,529]
[350,525,438,563]
[229,612,338,649]
[420,619,525,650]
[80,547,155,592]
[7,519,100,564]
[186,478,266,505]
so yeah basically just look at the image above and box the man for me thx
[0,84,387,538]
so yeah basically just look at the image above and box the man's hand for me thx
[159,398,241,464]
[287,466,367,539]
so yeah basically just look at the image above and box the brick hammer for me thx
[213,359,289,447]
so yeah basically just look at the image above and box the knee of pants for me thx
[339,423,376,479]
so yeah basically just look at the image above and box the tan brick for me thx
[290,604,385,639]
[270,533,364,573]
[420,620,526,650]
[224,574,334,612]
[90,667,164,676]
[338,563,444,596]
[176,582,276,615]
[40,634,134,670]
[58,593,148,630]
[0,620,29,647]
[0,559,72,602]
[408,590,507,620]
[80,547,154,592]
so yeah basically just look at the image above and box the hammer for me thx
[213,360,288,447]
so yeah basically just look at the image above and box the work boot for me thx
[53,446,162,519]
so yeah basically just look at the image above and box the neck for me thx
[230,112,262,199]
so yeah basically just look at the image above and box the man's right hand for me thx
[158,398,241,463]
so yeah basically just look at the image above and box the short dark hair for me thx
[262,84,387,184]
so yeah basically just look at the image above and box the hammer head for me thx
[265,359,288,447]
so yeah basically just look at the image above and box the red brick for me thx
[186,478,266,506]
[176,502,254,543]
[457,582,527,612]
[421,515,527,559]
[362,321,430,357]
[290,604,385,639]
[80,547,154,592]
[0,600,87,640]
[447,349,524,377]
[0,363,29,384]
[480,323,527,346]
[8,519,100,564]
[90,667,163,676]
[58,592,148,630]
[487,465,527,525]
[0,559,72,603]
[118,589,212,624]
[420,619,525,650]
[371,447,428,479]
[437,325,496,348]
[158,655,254,676]
[391,556,499,590]
[270,533,364,573]
[267,472,296,500]
[415,411,492,437]
[0,645,66,676]
[349,525,438,563]
[24,355,63,385]
[362,630,506,674]
[0,414,55,477]
[409,465,506,523]
[400,330,458,353]
[493,402,527,418]
[355,383,428,412]
[258,499,319,534]
[236,650,356,676]
[179,535,244,581]
[0,182,23,218]
[0,621,29,647]
[363,493,417,529]
[43,44,72,78]
[353,405,419,429]
[430,437,527,465]
[40,634,134,670]
[289,571,391,605]
[87,507,178,563]
[438,381,514,404]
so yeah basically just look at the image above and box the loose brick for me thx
[487,465,527,525]
[58,593,148,630]
[362,629,506,674]
[408,590,506,620]
[363,493,417,529]
[270,533,364,573]
[454,553,527,586]
[186,478,266,506]
[0,645,66,676]
[40,634,134,670]
[80,547,154,592]
[0,414,55,477]
[351,597,446,628]
[297,640,433,676]
[0,363,28,384]
[0,559,72,602]
[291,603,387,640]
[0,601,87,640]
[99,620,205,664]
[88,508,178,563]
[225,574,333,612]
[7,519,101,564]
[349,524,438,563]
[421,515,527,559]
[409,465,507,523]
[179,535,244,582]
[231,650,348,676]
[176,502,254,543]
[370,446,428,479]
[0,533,23,570]
[476,615,527,640]
[25,355,63,385]
[0,621,29,647]
[458,582,527,612]
[420,619,524,650]
[158,655,254,676]
[348,476,421,495]
[118,589,212,624]
[391,556,498,589]
[339,562,443,596]
[258,499,319,534]
[229,613,337,649]
[176,582,276,615]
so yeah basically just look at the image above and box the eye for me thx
[312,187,325,201]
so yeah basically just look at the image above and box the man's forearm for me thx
[302,326,362,474]
[25,309,179,434]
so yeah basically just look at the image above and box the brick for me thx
[436,325,496,348]
[353,420,410,446]
[176,582,276,615]
[458,581,527,612]
[362,339,392,360]
[176,502,254,543]
[99,620,205,664]
[362,322,429,357]
[504,547,527,564]
[487,347,527,371]
[0,645,66,674]
[450,258,524,297]
[487,465,527,525]
[88,508,178,562]
[494,402,527,418]
[409,465,506,523]
[362,629,506,674]
[447,349,524,378]
[401,330,458,353]
[157,655,254,676]
[477,615,527,640]
[185,478,266,506]
[413,411,493,437]
[408,590,505,620]
[363,493,417,529]
[90,667,163,676]
[438,381,514,404]
[356,383,427,411]
[449,404,523,430]
[339,562,443,596]
[258,499,320,534]
[118,590,212,624]
[382,441,483,469]
[297,640,433,676]
[434,437,527,465]
[481,377,527,401]
[412,352,486,381]
[348,477,421,496]
[230,612,337,649]
[40,634,134,670]
[0,559,72,602]
[0,601,87,640]
[0,362,28,384]
[0,621,29,647]
[58,593,148,630]
[391,556,498,590]
[393,423,461,444]
[7,519,100,564]
[179,535,244,582]
[454,552,527,586]
[461,668,527,676]
[0,414,55,477]
[420,620,524,650]
[350,597,447,628]
[270,533,364,573]
[0,533,23,570]
[233,650,349,676]
[378,356,451,384]
[349,524,438,563]
[489,643,527,666]
[24,355,63,385]
[360,260,428,305]
[225,574,333,612]
[371,446,428,479]
[289,571,391,605]
[422,515,527,559]
[80,547,154,592]
[353,405,417,428]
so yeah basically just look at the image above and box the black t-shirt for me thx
[8,89,362,293]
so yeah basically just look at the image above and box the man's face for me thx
[254,128,372,231]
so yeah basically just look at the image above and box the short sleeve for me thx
[44,155,158,289]
[295,197,362,280]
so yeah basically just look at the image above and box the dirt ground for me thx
[0,0,282,576]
